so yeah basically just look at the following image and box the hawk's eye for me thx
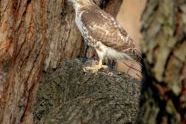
[100,0,108,8]
[92,0,108,8]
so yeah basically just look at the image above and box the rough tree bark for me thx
[138,0,186,123]
[0,0,122,124]
[0,0,48,124]
[33,59,140,124]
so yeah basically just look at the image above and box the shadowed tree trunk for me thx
[0,0,122,124]
[138,0,186,123]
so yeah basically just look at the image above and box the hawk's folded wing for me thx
[81,7,141,61]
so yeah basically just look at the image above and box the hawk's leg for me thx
[83,59,108,73]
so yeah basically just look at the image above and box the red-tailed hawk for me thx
[68,0,141,72]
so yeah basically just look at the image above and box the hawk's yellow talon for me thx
[83,59,108,73]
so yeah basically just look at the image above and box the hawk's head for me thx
[67,0,94,9]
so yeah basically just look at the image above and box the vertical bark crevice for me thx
[0,0,48,123]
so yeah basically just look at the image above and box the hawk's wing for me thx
[81,7,141,61]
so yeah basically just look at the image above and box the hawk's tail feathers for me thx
[122,48,142,62]
[106,47,142,62]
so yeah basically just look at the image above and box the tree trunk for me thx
[0,0,122,124]
[33,59,141,124]
[138,0,186,123]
